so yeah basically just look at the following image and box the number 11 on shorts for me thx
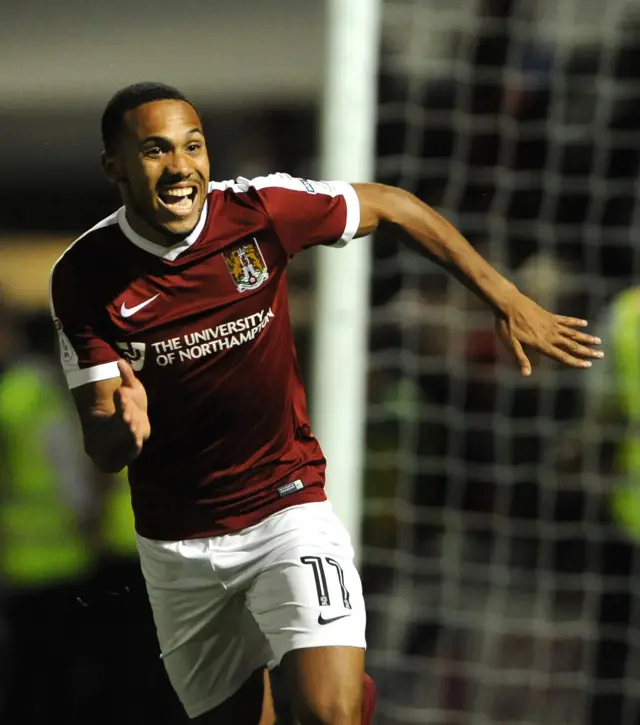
[300,555,352,609]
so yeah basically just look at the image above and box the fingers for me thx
[505,305,604,373]
[562,328,602,347]
[510,331,598,370]
[117,358,137,388]
[557,336,604,360]
[125,413,147,450]
[543,345,594,369]
[495,318,532,376]
[113,388,150,449]
[114,388,134,425]
[555,327,604,365]
[553,318,604,368]
[554,316,589,327]
[114,388,136,433]
[528,336,600,370]
[510,336,532,377]
[112,386,125,421]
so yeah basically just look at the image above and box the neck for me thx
[123,207,185,248]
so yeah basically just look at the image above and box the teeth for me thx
[161,188,193,198]
[158,187,196,214]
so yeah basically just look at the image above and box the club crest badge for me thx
[224,238,269,292]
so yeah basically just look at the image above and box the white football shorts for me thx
[136,500,367,719]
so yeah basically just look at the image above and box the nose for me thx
[165,150,192,177]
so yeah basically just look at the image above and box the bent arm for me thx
[72,377,139,474]
[353,182,517,317]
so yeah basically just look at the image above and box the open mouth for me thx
[157,186,198,217]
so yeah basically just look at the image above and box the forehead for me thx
[123,99,202,141]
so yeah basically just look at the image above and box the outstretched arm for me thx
[352,182,603,375]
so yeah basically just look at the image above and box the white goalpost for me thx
[311,0,382,562]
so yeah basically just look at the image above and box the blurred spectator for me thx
[0,292,99,724]
[2,303,184,723]
[88,468,185,724]
[558,285,640,725]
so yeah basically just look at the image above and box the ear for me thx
[101,151,125,184]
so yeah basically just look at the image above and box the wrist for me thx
[488,279,520,318]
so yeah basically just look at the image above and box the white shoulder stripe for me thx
[237,173,304,193]
[209,173,350,198]
[207,179,249,194]
[234,173,347,198]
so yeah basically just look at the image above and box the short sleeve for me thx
[49,256,120,390]
[236,173,361,258]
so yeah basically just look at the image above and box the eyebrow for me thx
[139,135,168,146]
[139,128,204,146]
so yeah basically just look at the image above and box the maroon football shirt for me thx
[50,174,361,540]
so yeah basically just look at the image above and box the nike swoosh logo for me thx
[120,294,160,318]
[317,613,350,625]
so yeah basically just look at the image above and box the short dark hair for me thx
[101,82,197,153]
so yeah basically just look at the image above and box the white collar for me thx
[117,200,208,262]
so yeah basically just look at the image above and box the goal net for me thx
[362,1,640,723]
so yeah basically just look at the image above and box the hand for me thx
[113,359,151,451]
[495,292,603,376]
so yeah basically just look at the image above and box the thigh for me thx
[137,535,273,720]
[281,646,364,725]
[245,502,367,664]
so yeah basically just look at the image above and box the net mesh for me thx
[362,1,640,723]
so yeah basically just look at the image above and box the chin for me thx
[153,188,206,240]
[162,218,199,238]
[152,205,205,239]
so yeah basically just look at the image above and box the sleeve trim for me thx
[333,182,361,248]
[66,361,120,390]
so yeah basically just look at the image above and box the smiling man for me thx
[102,92,209,241]
[48,82,602,725]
